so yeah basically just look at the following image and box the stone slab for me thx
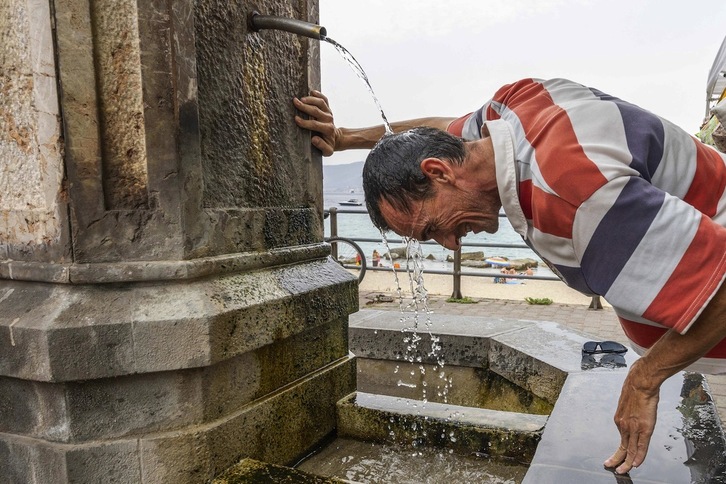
[0,436,143,484]
[65,441,143,483]
[489,320,639,374]
[488,321,638,405]
[0,378,70,441]
[355,358,553,414]
[0,316,348,443]
[524,371,726,483]
[0,436,67,484]
[337,391,545,463]
[350,309,534,337]
[349,309,532,367]
[0,259,356,381]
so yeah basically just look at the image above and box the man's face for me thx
[378,182,500,250]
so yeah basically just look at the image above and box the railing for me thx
[326,206,603,309]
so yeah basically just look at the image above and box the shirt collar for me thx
[485,120,528,238]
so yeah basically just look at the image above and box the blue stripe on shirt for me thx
[589,88,665,180]
[475,107,484,134]
[553,264,593,294]
[580,176,665,294]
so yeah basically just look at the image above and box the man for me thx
[293,77,726,475]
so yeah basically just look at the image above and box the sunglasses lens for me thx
[582,341,628,354]
[600,341,627,354]
[582,341,598,354]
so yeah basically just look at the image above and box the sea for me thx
[323,191,551,277]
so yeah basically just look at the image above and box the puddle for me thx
[297,437,527,484]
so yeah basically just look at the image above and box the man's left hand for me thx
[604,359,660,474]
[604,283,726,474]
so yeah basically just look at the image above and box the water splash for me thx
[323,37,393,135]
[380,231,454,447]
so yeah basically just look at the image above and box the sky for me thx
[317,0,726,165]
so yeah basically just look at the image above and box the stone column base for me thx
[0,258,357,483]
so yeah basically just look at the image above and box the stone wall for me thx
[0,0,69,263]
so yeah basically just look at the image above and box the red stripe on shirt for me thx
[493,79,608,205]
[486,104,501,121]
[620,317,726,358]
[682,139,726,217]
[642,217,726,333]
[447,115,469,137]
[531,185,577,238]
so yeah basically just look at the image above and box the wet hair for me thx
[362,127,466,232]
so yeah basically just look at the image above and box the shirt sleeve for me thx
[446,102,493,140]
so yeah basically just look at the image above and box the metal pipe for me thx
[329,207,338,259]
[451,248,463,299]
[248,12,327,40]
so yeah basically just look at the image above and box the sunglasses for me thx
[582,340,628,355]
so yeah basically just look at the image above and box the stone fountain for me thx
[0,1,356,482]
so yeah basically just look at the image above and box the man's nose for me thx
[435,234,460,251]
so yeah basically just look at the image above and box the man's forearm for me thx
[635,282,726,389]
[337,117,457,151]
[293,92,458,155]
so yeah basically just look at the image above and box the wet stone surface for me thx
[214,457,346,483]
[525,371,726,484]
[356,358,553,415]
[336,392,545,464]
[297,437,528,483]
[344,310,726,484]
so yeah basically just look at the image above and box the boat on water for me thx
[339,198,363,206]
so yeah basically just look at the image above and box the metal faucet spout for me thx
[248,12,327,40]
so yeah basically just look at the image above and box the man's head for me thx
[363,127,466,231]
[362,127,501,250]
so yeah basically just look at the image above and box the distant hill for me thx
[323,161,364,193]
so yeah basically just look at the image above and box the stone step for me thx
[336,391,547,463]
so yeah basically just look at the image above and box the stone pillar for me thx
[0,1,356,482]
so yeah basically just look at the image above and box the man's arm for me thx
[293,91,456,155]
[604,281,726,474]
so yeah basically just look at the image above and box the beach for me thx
[358,269,610,307]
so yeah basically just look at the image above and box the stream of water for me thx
[323,37,393,135]
[324,36,458,444]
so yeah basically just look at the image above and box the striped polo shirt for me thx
[448,78,726,373]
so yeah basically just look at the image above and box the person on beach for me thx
[372,250,381,267]
[293,77,726,475]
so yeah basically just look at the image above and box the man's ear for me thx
[420,158,455,184]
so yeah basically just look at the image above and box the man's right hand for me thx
[293,91,340,156]
[294,92,456,154]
